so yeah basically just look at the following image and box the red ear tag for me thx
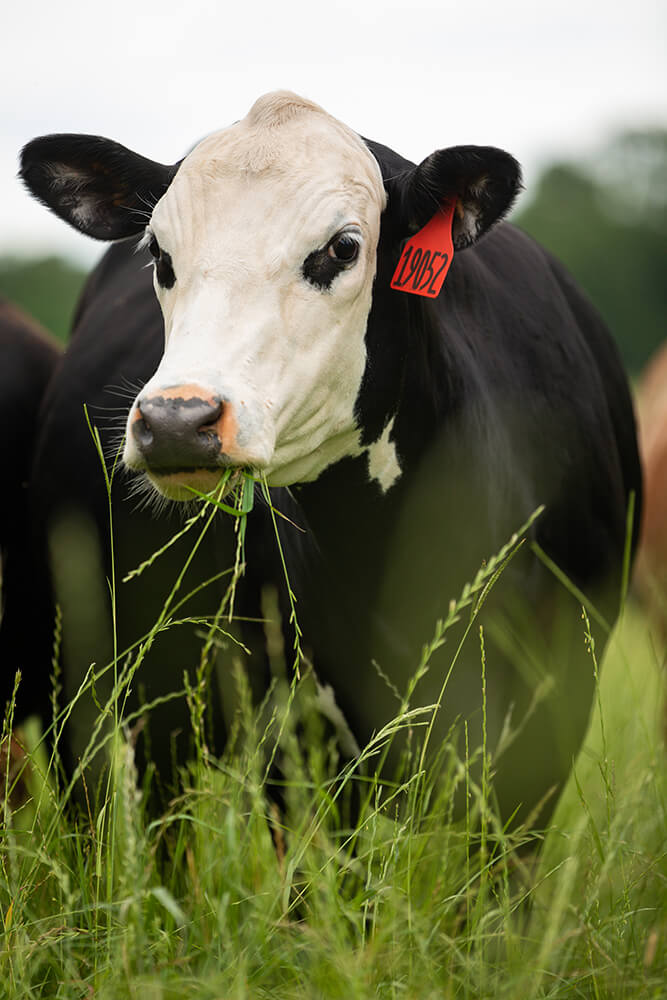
[390,200,455,298]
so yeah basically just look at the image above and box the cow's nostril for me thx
[197,400,223,437]
[133,415,154,449]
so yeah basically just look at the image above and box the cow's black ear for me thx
[20,135,178,241]
[387,146,522,250]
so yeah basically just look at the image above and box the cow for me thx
[0,300,60,807]
[13,91,641,823]
[0,300,60,721]
[634,341,667,630]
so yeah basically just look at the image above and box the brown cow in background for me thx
[635,341,667,628]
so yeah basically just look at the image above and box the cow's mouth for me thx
[144,466,245,502]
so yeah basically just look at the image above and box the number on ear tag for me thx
[390,201,455,298]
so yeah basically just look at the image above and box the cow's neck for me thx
[289,338,454,569]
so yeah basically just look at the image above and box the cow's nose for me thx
[131,392,224,470]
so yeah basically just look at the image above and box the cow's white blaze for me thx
[123,92,388,493]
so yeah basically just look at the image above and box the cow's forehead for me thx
[160,91,386,225]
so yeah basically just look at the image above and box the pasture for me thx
[1,472,664,999]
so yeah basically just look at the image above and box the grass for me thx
[0,477,665,999]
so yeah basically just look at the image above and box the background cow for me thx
[634,342,667,630]
[11,92,641,822]
[0,300,60,729]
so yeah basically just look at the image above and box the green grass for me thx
[1,481,665,998]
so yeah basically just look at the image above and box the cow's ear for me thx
[388,146,521,250]
[20,134,177,241]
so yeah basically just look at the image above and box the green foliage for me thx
[514,129,667,374]
[0,255,87,343]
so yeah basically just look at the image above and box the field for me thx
[1,485,665,999]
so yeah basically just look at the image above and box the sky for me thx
[2,0,665,265]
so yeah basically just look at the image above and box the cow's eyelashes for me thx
[146,233,176,290]
[303,229,361,290]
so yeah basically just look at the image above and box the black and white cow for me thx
[14,92,641,821]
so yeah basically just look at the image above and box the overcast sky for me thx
[2,0,665,265]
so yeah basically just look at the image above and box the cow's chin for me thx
[144,468,241,503]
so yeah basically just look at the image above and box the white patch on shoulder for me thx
[366,417,401,492]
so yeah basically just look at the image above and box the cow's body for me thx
[267,216,640,817]
[10,93,641,821]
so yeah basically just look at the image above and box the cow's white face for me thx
[121,94,387,499]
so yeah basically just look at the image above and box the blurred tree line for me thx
[513,128,666,374]
[0,128,664,371]
[0,255,86,343]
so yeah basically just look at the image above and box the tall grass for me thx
[0,472,664,998]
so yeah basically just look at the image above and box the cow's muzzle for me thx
[125,383,272,499]
[131,391,225,471]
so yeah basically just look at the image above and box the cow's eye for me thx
[145,231,176,290]
[328,233,359,263]
[303,228,362,290]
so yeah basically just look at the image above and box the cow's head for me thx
[21,91,520,499]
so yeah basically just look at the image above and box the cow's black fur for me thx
[8,123,642,822]
[20,135,177,240]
